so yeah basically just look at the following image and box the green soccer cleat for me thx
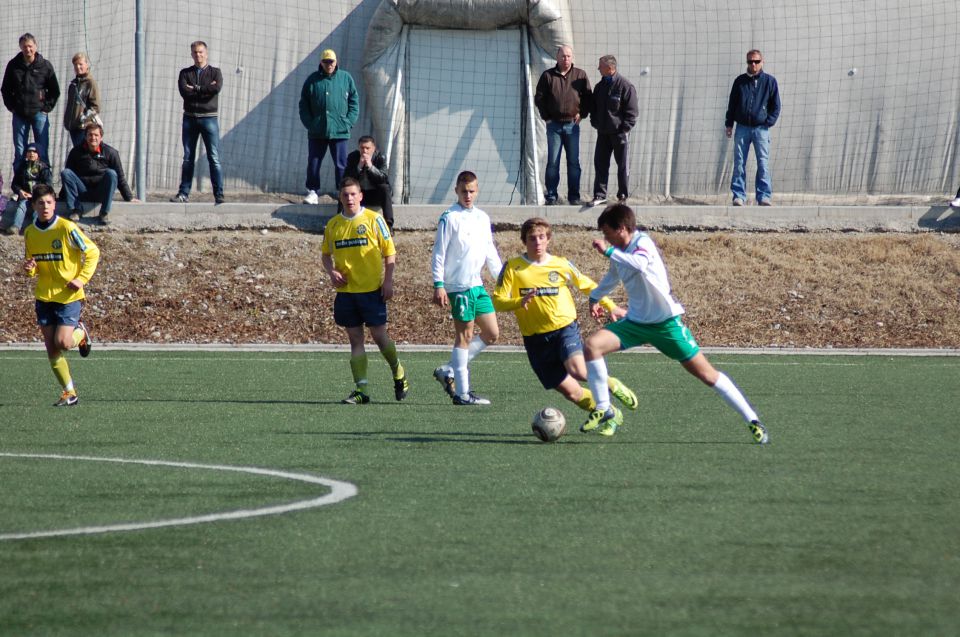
[749,420,769,445]
[608,377,638,410]
[394,375,409,401]
[581,406,622,433]
[342,390,370,405]
[54,390,79,407]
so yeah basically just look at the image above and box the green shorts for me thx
[449,286,495,323]
[604,315,700,362]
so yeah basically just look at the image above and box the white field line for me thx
[0,453,358,541]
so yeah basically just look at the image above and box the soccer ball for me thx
[531,407,566,442]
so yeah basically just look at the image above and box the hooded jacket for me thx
[298,65,359,140]
[1,51,60,117]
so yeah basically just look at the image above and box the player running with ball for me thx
[493,217,638,430]
[583,203,769,442]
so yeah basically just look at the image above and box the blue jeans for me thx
[305,138,348,192]
[68,128,86,148]
[61,168,118,215]
[0,198,34,232]
[544,120,581,202]
[178,115,224,199]
[12,112,50,169]
[731,124,771,202]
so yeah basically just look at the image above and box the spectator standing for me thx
[1,143,52,234]
[588,55,638,207]
[534,45,592,206]
[63,53,101,149]
[61,124,138,225]
[172,41,224,204]
[343,135,394,229]
[725,49,781,206]
[1,33,60,169]
[299,49,359,204]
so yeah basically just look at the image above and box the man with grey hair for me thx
[1,33,59,170]
[534,45,592,206]
[588,55,637,207]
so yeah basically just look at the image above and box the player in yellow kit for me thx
[492,217,636,429]
[321,177,408,404]
[21,184,99,406]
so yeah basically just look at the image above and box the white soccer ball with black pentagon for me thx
[531,407,566,442]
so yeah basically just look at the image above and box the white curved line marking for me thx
[0,453,358,541]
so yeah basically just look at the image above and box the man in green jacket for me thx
[299,49,359,204]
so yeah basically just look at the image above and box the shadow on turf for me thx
[277,430,639,445]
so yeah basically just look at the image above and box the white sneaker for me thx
[303,190,319,205]
[950,197,960,208]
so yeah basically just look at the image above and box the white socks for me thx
[451,347,470,396]
[712,372,758,423]
[586,358,610,412]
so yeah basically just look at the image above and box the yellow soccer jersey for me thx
[321,208,395,293]
[493,254,615,336]
[24,216,100,304]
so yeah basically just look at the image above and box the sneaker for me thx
[617,195,628,203]
[1,225,17,235]
[303,190,319,205]
[950,197,960,208]
[215,196,225,205]
[394,375,409,401]
[98,213,111,226]
[54,390,79,407]
[608,377,638,410]
[170,194,188,203]
[581,406,622,434]
[749,420,769,445]
[568,197,582,206]
[452,391,490,405]
[758,199,772,207]
[341,390,370,405]
[76,321,92,358]
[589,195,608,207]
[69,209,82,221]
[433,367,456,398]
[544,198,558,206]
[732,198,745,207]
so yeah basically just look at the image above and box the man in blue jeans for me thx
[725,49,781,206]
[171,41,224,204]
[61,124,138,225]
[534,45,592,206]
[1,33,59,170]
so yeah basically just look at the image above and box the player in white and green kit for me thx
[583,203,769,443]
[431,171,502,405]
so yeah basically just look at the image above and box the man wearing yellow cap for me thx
[298,48,359,205]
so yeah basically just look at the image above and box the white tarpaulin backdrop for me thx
[1,0,959,203]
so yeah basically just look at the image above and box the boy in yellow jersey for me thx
[321,177,408,404]
[21,184,99,406]
[492,217,637,431]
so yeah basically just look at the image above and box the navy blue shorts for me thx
[35,300,82,328]
[334,290,387,328]
[522,321,583,389]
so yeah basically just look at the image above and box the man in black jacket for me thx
[589,55,638,207]
[1,33,59,169]
[343,136,394,229]
[172,41,224,204]
[61,124,138,225]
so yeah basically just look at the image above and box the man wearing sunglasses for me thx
[724,50,780,207]
[299,49,359,205]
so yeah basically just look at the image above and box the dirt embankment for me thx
[2,230,958,348]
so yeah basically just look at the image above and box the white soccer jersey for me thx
[431,203,503,293]
[590,230,685,324]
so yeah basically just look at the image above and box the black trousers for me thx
[362,184,394,228]
[593,133,630,200]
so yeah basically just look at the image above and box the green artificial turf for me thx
[1,350,958,636]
